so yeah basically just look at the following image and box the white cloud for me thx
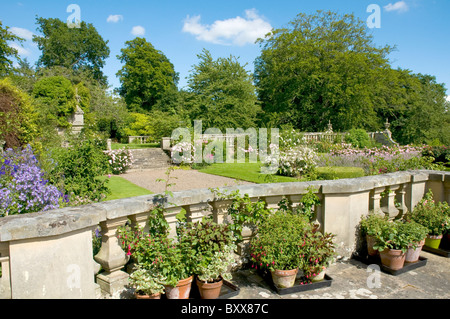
[384,1,409,13]
[182,9,272,46]
[107,15,123,23]
[446,96,450,103]
[9,42,30,56]
[9,27,34,40]
[131,25,145,36]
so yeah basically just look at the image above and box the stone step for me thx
[129,148,171,170]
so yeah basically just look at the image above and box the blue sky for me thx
[1,0,449,99]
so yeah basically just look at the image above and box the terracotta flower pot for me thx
[366,235,378,257]
[165,275,193,299]
[196,277,223,299]
[405,239,425,263]
[425,234,443,250]
[271,268,298,288]
[379,248,406,270]
[310,269,326,282]
[135,291,161,299]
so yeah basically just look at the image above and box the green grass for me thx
[197,162,301,184]
[196,162,366,184]
[100,176,153,200]
[111,142,159,150]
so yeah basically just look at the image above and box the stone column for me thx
[210,199,232,224]
[94,217,130,296]
[165,206,184,239]
[395,184,408,219]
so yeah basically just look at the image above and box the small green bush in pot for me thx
[302,231,336,282]
[128,264,165,299]
[406,190,450,249]
[250,211,312,288]
[360,213,390,256]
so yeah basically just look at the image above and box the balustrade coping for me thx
[0,170,448,242]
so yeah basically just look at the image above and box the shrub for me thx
[104,148,134,174]
[422,145,450,166]
[47,135,111,205]
[250,212,312,271]
[344,128,373,148]
[405,190,450,236]
[0,145,65,216]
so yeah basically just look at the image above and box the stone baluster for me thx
[385,185,400,219]
[263,195,283,210]
[128,212,149,233]
[210,199,232,224]
[165,206,184,238]
[185,203,211,223]
[395,184,408,219]
[370,187,386,216]
[94,217,130,296]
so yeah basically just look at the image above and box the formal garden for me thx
[0,10,449,299]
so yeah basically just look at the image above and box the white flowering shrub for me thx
[104,148,134,175]
[264,144,318,178]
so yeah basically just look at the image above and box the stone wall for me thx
[0,170,449,299]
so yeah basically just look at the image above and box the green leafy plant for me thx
[302,231,336,280]
[400,220,429,249]
[405,189,450,236]
[250,212,312,271]
[373,220,411,253]
[178,218,236,283]
[360,213,390,238]
[211,189,271,243]
[128,264,165,296]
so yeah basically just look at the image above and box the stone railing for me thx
[128,136,152,144]
[0,170,449,299]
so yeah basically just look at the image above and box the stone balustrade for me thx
[0,170,449,299]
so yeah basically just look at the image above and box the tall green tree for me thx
[379,70,450,145]
[32,17,110,83]
[254,10,394,131]
[186,49,260,130]
[116,37,179,112]
[0,21,24,77]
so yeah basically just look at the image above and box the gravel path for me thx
[121,167,253,194]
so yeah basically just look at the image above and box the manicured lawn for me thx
[197,162,299,183]
[196,162,365,184]
[100,176,153,200]
[111,142,159,150]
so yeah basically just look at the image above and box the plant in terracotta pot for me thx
[302,230,336,282]
[360,213,390,257]
[250,211,312,288]
[373,220,410,270]
[400,220,429,263]
[152,235,195,299]
[178,218,236,299]
[128,264,166,299]
[405,190,450,249]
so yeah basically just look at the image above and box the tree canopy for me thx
[116,37,179,113]
[254,10,394,131]
[33,17,110,84]
[0,21,24,77]
[186,49,260,130]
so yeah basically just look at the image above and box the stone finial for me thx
[326,120,333,133]
[384,118,391,131]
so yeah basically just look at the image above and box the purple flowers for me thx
[0,145,66,217]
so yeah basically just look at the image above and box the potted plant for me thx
[406,190,450,249]
[128,265,165,299]
[373,220,410,270]
[360,213,390,256]
[400,220,429,263]
[178,218,236,299]
[152,236,195,299]
[250,211,312,288]
[302,231,336,282]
